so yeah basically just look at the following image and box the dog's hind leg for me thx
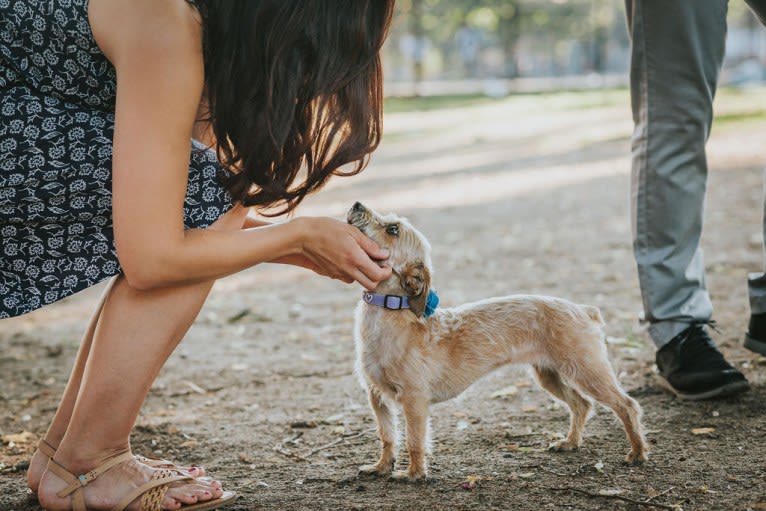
[565,356,648,464]
[359,385,397,476]
[533,365,592,452]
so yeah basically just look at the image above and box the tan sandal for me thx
[37,439,204,477]
[45,450,237,511]
[37,438,57,459]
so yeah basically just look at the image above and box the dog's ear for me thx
[398,261,431,317]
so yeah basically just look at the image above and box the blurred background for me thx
[381,0,766,97]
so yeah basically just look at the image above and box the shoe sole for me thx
[744,333,766,356]
[656,376,750,401]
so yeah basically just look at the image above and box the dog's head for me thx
[347,202,433,317]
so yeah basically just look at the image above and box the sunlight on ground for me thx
[296,86,766,218]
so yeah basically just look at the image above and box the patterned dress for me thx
[0,0,233,318]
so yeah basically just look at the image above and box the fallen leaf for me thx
[1,431,36,446]
[459,474,492,490]
[184,381,206,394]
[331,426,346,436]
[227,309,250,323]
[593,461,605,473]
[324,414,344,424]
[490,385,518,399]
[751,503,766,510]
[290,420,318,429]
[691,427,716,435]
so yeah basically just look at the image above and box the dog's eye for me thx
[385,224,399,236]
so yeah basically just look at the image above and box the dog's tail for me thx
[584,305,605,326]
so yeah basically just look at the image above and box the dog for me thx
[347,202,648,481]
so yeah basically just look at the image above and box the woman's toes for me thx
[191,476,223,495]
[163,497,182,510]
[166,482,219,505]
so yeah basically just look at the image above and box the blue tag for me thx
[423,289,439,317]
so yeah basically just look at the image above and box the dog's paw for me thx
[358,463,394,477]
[548,439,579,452]
[390,469,427,482]
[625,449,648,465]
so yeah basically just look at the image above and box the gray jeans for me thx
[626,0,766,348]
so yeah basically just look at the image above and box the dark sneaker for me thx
[656,324,749,400]
[744,312,766,356]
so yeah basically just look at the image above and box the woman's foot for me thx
[38,453,225,511]
[26,446,52,495]
[26,442,206,495]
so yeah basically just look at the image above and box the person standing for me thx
[626,0,766,400]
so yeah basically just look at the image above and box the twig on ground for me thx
[645,487,675,502]
[305,428,375,458]
[549,486,680,510]
[273,428,375,462]
[273,445,309,462]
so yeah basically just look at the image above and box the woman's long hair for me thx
[194,0,395,215]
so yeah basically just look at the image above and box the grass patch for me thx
[382,86,766,127]
[713,109,766,125]
[384,93,497,113]
[383,88,629,114]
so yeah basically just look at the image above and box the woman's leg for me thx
[27,278,116,492]
[26,276,205,492]
[38,275,226,510]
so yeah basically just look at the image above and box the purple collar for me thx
[362,292,410,311]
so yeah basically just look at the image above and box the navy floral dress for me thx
[0,0,233,318]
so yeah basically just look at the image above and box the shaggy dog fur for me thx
[348,202,647,481]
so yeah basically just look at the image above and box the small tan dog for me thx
[348,202,647,481]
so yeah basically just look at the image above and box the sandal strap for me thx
[37,438,57,458]
[113,469,191,511]
[49,450,134,500]
[46,451,192,511]
[135,455,199,479]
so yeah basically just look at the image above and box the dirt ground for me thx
[3,88,766,511]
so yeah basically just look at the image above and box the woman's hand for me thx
[291,217,391,290]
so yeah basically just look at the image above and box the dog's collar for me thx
[361,290,440,318]
[362,292,410,311]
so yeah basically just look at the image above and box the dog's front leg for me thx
[391,394,429,482]
[359,385,397,476]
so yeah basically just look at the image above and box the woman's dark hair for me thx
[194,0,395,215]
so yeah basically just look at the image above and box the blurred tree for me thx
[386,0,765,88]
[393,0,620,79]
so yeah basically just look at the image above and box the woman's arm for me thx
[90,0,389,290]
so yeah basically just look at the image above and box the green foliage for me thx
[390,0,625,78]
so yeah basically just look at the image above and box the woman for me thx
[0,0,395,509]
